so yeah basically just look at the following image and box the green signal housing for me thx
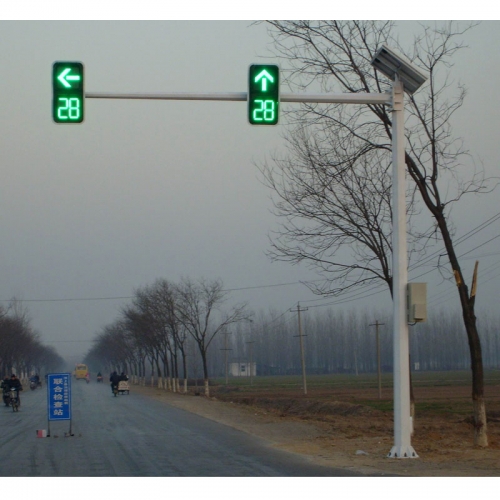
[248,64,280,125]
[52,62,84,124]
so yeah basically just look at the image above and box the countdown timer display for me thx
[248,64,280,125]
[52,62,84,123]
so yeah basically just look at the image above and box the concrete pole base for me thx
[387,445,419,459]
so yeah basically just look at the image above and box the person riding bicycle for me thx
[109,371,121,394]
[7,374,23,406]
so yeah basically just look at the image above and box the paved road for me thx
[0,380,369,476]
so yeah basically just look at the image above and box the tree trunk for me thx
[156,362,162,389]
[407,153,488,447]
[435,211,487,447]
[181,348,188,393]
[170,350,177,393]
[201,350,210,397]
[463,306,487,447]
[474,396,488,447]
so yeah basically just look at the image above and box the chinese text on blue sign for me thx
[47,373,72,421]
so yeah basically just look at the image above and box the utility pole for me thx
[220,330,232,385]
[370,320,385,399]
[290,302,308,395]
[246,340,255,386]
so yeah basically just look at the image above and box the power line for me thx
[44,340,95,343]
[457,234,500,259]
[408,211,500,273]
[224,280,325,292]
[0,296,135,303]
[2,212,498,307]
[0,280,318,303]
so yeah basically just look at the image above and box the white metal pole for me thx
[388,78,417,459]
[85,91,391,105]
[376,321,382,400]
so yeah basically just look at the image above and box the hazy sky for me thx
[1,18,499,361]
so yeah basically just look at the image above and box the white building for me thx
[229,362,256,377]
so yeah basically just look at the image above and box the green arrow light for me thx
[248,64,279,125]
[254,70,274,91]
[57,67,81,88]
[53,62,84,124]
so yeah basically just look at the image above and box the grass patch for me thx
[356,400,394,412]
[415,401,472,416]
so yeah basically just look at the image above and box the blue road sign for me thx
[47,373,72,421]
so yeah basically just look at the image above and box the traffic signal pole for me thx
[86,91,390,105]
[83,83,416,458]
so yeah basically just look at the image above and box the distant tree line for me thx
[0,303,65,377]
[206,307,500,377]
[84,276,499,389]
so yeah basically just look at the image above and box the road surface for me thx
[0,379,370,476]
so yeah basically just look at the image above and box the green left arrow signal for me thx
[53,62,84,123]
[57,67,81,88]
[254,70,274,91]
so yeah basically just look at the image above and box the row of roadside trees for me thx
[0,302,65,378]
[85,277,250,397]
[84,275,500,388]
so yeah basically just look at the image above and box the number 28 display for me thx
[248,64,279,125]
[52,62,84,124]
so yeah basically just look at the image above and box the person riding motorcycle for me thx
[7,374,23,406]
[1,377,10,406]
[96,372,103,382]
[30,373,41,389]
[109,371,121,394]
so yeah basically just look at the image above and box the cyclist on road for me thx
[109,371,121,394]
[7,374,23,406]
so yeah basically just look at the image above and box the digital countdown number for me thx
[248,64,279,125]
[52,62,84,124]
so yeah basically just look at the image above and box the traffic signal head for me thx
[248,64,279,125]
[52,62,84,123]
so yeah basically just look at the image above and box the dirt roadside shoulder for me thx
[132,385,499,477]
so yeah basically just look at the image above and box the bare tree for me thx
[174,277,250,397]
[0,301,64,378]
[127,280,189,392]
[148,279,190,393]
[262,20,495,446]
[261,141,427,296]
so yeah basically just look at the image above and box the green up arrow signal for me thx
[254,70,274,91]
[57,67,81,88]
